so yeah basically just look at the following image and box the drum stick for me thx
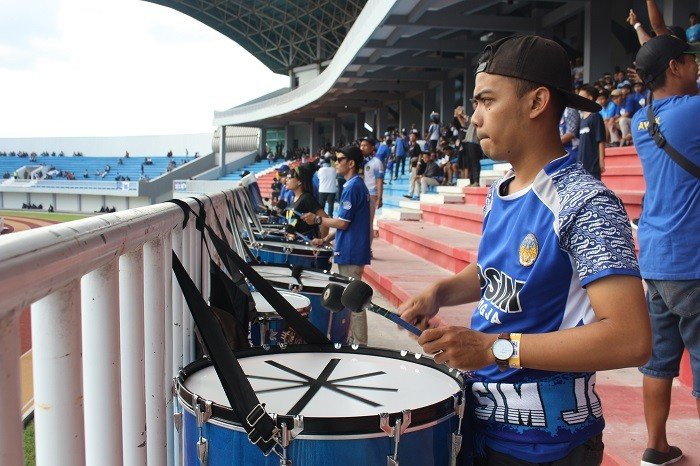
[336,280,422,336]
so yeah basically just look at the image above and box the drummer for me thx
[304,145,372,345]
[285,164,329,241]
[399,36,651,465]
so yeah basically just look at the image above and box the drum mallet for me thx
[321,283,347,313]
[337,280,422,336]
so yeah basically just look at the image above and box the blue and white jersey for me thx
[363,155,385,196]
[334,175,371,266]
[470,154,640,463]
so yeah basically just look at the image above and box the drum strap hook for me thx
[380,410,412,466]
[450,390,467,466]
[193,395,213,466]
[172,378,183,434]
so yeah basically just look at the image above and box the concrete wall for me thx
[1,192,28,209]
[56,194,79,211]
[29,193,53,208]
[81,196,104,213]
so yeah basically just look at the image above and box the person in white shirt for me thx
[316,157,338,216]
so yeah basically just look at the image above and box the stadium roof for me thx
[148,0,592,127]
[144,0,367,74]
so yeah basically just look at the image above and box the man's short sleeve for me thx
[337,182,359,222]
[559,190,640,287]
[373,159,385,180]
[593,113,606,143]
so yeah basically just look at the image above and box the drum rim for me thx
[252,240,334,254]
[252,264,351,294]
[176,345,463,436]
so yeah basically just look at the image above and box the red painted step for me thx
[604,147,642,168]
[463,186,488,206]
[364,239,476,325]
[613,189,644,219]
[377,220,479,274]
[602,165,645,191]
[421,203,484,234]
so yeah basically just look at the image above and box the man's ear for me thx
[530,87,552,119]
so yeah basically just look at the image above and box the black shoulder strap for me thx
[172,253,278,454]
[646,105,700,180]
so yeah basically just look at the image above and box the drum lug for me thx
[196,438,208,466]
[380,410,411,466]
[450,433,463,466]
[172,377,182,434]
[173,412,183,434]
[194,397,212,466]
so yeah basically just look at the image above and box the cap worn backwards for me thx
[635,34,700,87]
[476,35,601,113]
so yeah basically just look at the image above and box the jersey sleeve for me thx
[336,183,359,222]
[559,189,640,287]
[373,159,385,180]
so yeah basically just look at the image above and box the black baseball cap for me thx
[475,35,601,113]
[338,145,363,168]
[635,35,700,86]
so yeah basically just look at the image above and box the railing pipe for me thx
[118,250,146,466]
[144,237,167,466]
[0,313,23,466]
[81,261,123,466]
[163,231,175,466]
[32,280,85,466]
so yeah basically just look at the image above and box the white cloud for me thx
[0,0,289,137]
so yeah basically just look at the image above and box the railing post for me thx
[119,250,146,466]
[181,222,194,365]
[0,312,23,466]
[32,281,85,466]
[163,231,175,466]
[144,237,167,466]
[171,227,184,466]
[81,262,123,466]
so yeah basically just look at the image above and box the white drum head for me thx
[252,290,310,315]
[184,352,460,417]
[254,266,296,285]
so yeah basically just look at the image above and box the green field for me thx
[0,210,89,223]
[24,421,34,466]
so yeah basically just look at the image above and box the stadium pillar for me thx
[663,0,695,28]
[399,96,409,132]
[332,117,341,146]
[354,113,362,140]
[442,78,453,117]
[218,126,226,175]
[259,128,267,158]
[583,0,612,84]
[377,107,388,137]
[284,124,292,157]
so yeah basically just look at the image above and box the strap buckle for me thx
[246,403,279,448]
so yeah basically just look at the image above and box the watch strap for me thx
[509,333,522,369]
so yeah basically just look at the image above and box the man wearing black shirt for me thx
[577,85,606,179]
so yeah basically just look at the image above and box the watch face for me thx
[493,339,514,360]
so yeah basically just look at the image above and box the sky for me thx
[0,0,289,138]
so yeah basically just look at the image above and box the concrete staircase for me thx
[362,147,697,465]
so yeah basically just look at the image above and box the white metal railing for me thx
[0,190,238,466]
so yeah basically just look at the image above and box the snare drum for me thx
[249,290,311,346]
[175,346,465,466]
[253,264,352,344]
[251,240,333,270]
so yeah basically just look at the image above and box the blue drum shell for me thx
[181,407,455,466]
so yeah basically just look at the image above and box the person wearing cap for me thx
[630,34,700,466]
[399,35,650,465]
[304,145,371,345]
[605,89,625,144]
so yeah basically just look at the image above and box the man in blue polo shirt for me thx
[399,35,651,465]
[305,145,371,345]
[631,34,699,466]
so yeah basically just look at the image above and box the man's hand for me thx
[310,238,325,247]
[627,9,638,26]
[300,212,316,225]
[398,288,441,330]
[418,326,495,371]
[377,198,383,208]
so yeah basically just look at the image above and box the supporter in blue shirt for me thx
[398,35,650,465]
[631,34,699,466]
[393,131,407,179]
[687,12,699,42]
[306,145,371,345]
[375,138,391,166]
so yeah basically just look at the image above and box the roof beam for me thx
[540,2,586,29]
[343,69,447,81]
[354,55,467,69]
[383,12,537,32]
[335,81,430,92]
[366,37,485,53]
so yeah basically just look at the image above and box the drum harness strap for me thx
[170,200,331,462]
[223,193,260,265]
